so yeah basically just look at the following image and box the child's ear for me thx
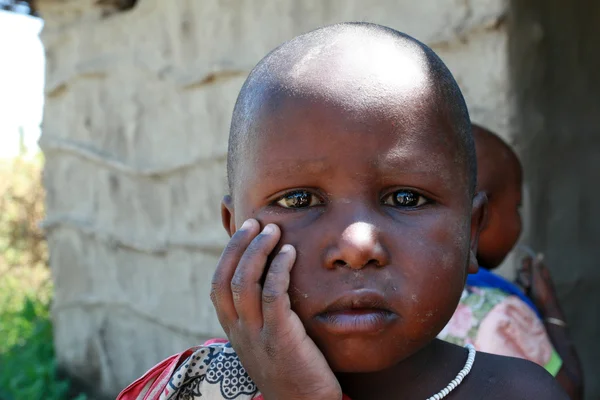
[221,195,236,238]
[468,191,488,274]
[479,190,491,231]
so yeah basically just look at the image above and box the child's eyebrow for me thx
[373,147,413,167]
[372,148,436,172]
[372,151,456,190]
[261,158,332,178]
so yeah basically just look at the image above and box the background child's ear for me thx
[221,195,236,237]
[469,192,488,273]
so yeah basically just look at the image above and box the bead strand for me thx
[425,344,476,400]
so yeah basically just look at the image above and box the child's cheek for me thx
[252,211,323,276]
[396,213,470,297]
[255,208,323,241]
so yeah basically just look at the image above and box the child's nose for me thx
[324,221,389,270]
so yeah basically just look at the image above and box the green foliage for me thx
[0,154,87,400]
[0,297,62,400]
[0,154,47,271]
[0,275,88,400]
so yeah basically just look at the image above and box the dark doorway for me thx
[510,1,600,398]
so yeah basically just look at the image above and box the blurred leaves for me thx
[0,153,87,400]
[0,153,47,274]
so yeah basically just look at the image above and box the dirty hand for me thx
[210,219,342,400]
[518,254,562,317]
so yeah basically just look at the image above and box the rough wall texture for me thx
[38,0,511,396]
[510,1,600,398]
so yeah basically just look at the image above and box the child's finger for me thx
[262,244,296,328]
[534,256,552,281]
[211,219,260,327]
[517,256,533,289]
[231,224,281,326]
[532,258,546,282]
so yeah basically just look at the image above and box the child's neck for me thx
[336,339,468,400]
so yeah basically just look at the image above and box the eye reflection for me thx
[276,190,323,209]
[382,189,427,208]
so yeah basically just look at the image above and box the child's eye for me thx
[275,190,324,209]
[382,189,428,208]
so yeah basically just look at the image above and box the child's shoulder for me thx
[467,351,568,399]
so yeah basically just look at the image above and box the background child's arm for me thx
[211,219,342,400]
[520,256,584,400]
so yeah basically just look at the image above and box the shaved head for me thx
[472,123,523,268]
[227,22,476,194]
[472,124,522,196]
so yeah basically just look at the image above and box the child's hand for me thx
[518,254,562,317]
[210,219,342,400]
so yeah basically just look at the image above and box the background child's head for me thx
[472,124,523,269]
[221,22,486,373]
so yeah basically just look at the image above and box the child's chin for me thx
[322,342,406,373]
[328,353,400,373]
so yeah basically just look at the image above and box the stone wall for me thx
[38,0,511,396]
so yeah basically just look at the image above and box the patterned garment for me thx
[437,284,562,376]
[117,339,352,400]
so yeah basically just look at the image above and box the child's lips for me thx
[316,309,397,335]
[315,290,398,335]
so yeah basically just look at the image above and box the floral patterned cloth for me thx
[438,285,562,376]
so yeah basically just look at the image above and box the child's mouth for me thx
[315,290,397,335]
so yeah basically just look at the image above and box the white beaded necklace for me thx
[425,344,476,400]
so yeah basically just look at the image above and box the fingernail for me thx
[279,244,293,253]
[240,219,253,230]
[262,224,275,234]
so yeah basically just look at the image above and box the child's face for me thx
[223,91,483,373]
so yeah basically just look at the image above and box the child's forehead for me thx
[255,82,451,149]
[240,93,467,192]
[233,82,471,199]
